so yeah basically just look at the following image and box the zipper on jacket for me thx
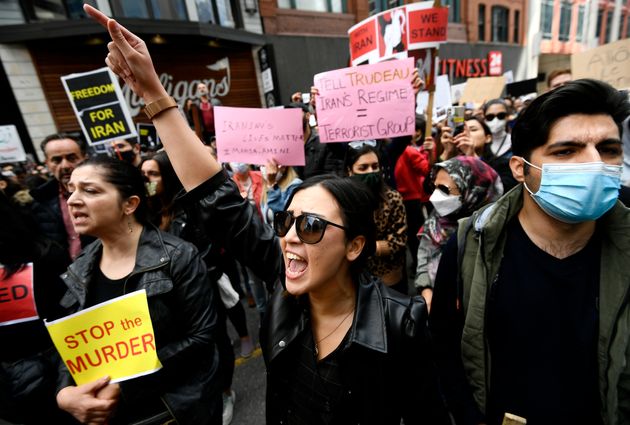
[159,395,180,424]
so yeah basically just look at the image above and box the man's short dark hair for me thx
[40,132,86,157]
[512,79,630,160]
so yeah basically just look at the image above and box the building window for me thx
[596,8,603,40]
[541,0,554,39]
[0,0,25,24]
[491,6,508,42]
[368,0,401,15]
[626,14,630,38]
[111,0,188,20]
[442,0,461,23]
[576,5,585,42]
[558,0,572,41]
[619,13,627,40]
[196,0,217,23]
[281,0,346,13]
[478,4,486,41]
[605,8,613,43]
[513,10,520,43]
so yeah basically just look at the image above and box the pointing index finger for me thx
[83,4,110,28]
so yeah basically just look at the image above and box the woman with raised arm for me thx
[83,4,282,291]
[83,6,447,424]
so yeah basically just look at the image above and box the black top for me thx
[486,218,601,425]
[286,325,349,425]
[85,265,127,308]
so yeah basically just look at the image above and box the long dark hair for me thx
[343,144,388,202]
[285,175,378,278]
[74,156,148,224]
[143,152,184,230]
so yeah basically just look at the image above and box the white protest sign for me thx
[0,125,26,163]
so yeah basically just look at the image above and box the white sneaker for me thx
[222,389,235,425]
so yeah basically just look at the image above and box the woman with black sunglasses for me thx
[84,6,447,424]
[263,176,449,424]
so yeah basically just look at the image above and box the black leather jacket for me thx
[261,272,450,425]
[58,225,219,424]
[176,170,283,288]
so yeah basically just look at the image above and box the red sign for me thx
[408,7,448,45]
[349,20,378,64]
[488,51,503,76]
[0,264,38,326]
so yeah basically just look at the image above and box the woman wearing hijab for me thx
[415,156,503,309]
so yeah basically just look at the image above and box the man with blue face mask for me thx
[429,79,630,425]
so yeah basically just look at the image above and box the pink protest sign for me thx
[314,58,416,143]
[215,107,305,166]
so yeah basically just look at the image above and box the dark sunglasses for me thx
[436,184,453,195]
[274,211,347,244]
[485,112,507,121]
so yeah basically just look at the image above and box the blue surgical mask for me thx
[522,159,621,223]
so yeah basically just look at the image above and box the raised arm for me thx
[83,4,221,191]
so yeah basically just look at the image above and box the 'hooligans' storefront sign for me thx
[123,58,231,117]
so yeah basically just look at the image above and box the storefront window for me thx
[150,0,188,20]
[216,0,235,27]
[576,5,585,42]
[0,0,26,24]
[443,0,460,23]
[196,0,217,24]
[478,4,486,42]
[513,9,520,43]
[558,0,572,41]
[111,0,151,18]
[368,0,401,15]
[541,0,553,39]
[491,6,508,42]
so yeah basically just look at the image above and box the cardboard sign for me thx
[348,1,447,65]
[571,38,630,89]
[416,74,453,122]
[45,290,162,385]
[407,3,448,49]
[314,58,416,143]
[460,76,506,105]
[0,264,38,326]
[0,125,26,163]
[137,123,161,152]
[61,68,136,146]
[214,107,305,166]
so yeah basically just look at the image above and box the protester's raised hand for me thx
[411,69,424,95]
[264,158,282,186]
[57,376,118,424]
[83,4,166,102]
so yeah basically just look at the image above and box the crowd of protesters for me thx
[1,4,630,425]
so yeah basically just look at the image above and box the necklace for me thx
[314,308,354,356]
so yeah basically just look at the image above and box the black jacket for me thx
[30,178,93,261]
[261,272,450,425]
[176,170,283,288]
[298,132,347,180]
[58,225,219,424]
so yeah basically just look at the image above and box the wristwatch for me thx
[144,96,178,120]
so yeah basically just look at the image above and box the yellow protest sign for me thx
[45,290,162,386]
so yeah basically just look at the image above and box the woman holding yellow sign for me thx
[55,156,220,424]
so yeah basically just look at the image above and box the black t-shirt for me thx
[85,266,127,308]
[486,218,602,425]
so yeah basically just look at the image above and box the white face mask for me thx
[430,189,462,217]
[486,118,506,136]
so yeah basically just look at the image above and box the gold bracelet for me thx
[143,96,177,120]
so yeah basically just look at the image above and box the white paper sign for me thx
[416,74,452,122]
[0,125,26,163]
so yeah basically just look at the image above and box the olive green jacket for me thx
[457,184,630,425]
